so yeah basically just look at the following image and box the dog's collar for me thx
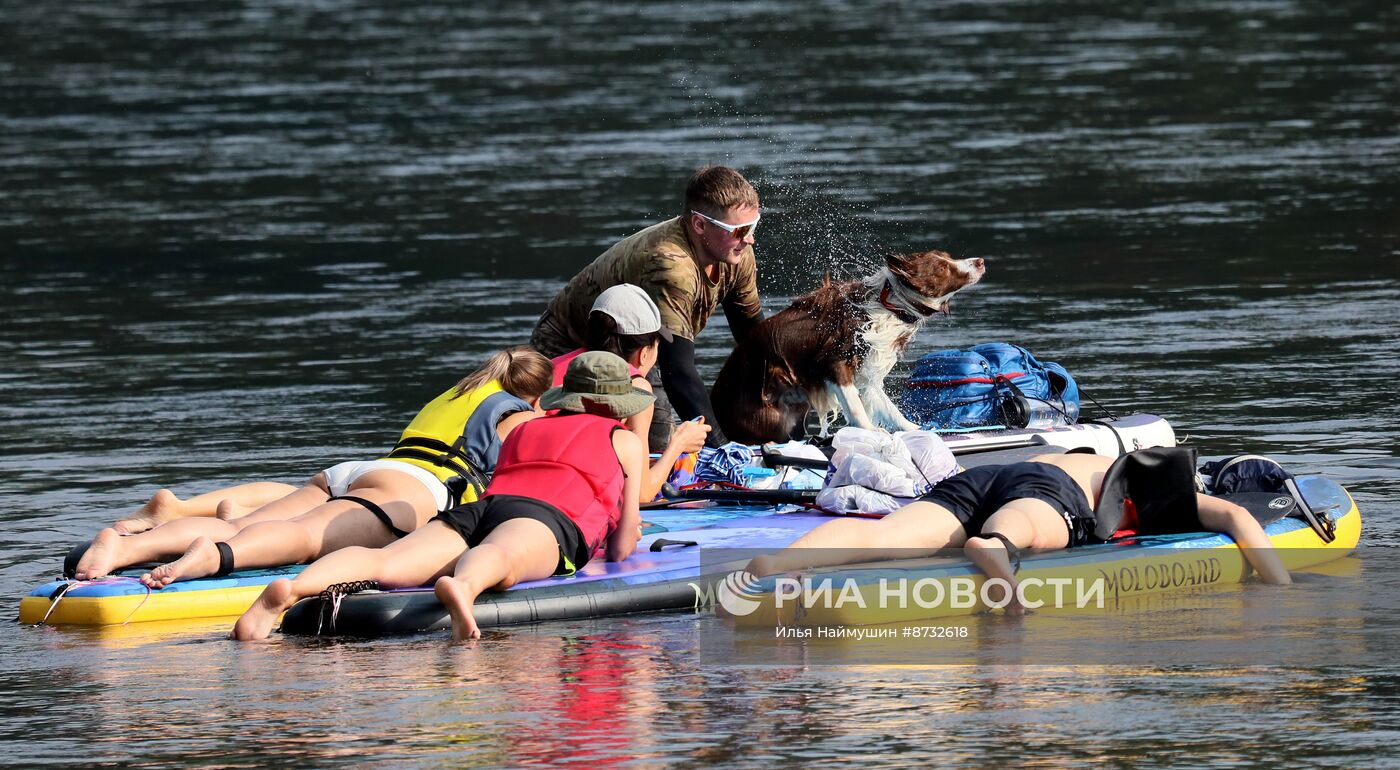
[879,278,938,324]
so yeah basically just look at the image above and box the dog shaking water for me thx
[712,250,986,444]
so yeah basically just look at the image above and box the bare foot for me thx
[231,578,295,641]
[215,498,253,522]
[114,489,183,535]
[74,528,126,580]
[141,537,222,588]
[434,576,481,641]
[746,555,776,577]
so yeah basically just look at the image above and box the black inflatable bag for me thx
[1093,447,1200,540]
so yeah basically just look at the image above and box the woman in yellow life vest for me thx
[71,346,554,587]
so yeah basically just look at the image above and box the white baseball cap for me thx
[591,284,674,341]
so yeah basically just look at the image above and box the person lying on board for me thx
[109,283,706,533]
[231,351,648,641]
[551,283,710,501]
[71,346,554,586]
[748,450,1290,615]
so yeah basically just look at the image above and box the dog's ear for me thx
[885,252,911,283]
[888,249,951,267]
[888,250,953,285]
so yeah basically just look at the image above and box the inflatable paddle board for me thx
[279,474,1356,638]
[17,508,728,627]
[18,413,1174,629]
[936,412,1173,457]
[731,474,1360,628]
[18,565,311,627]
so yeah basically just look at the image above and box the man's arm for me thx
[658,335,728,447]
[721,252,764,344]
[723,302,763,346]
[1196,494,1291,584]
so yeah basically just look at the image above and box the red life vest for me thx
[485,412,625,551]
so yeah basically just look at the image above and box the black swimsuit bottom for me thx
[432,494,590,575]
[916,462,1097,546]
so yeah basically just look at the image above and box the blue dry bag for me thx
[898,342,1080,430]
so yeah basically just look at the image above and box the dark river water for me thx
[3,0,1398,765]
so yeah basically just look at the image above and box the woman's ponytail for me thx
[453,345,553,401]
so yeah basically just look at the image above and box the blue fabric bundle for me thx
[695,442,756,485]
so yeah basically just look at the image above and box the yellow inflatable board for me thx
[732,475,1359,628]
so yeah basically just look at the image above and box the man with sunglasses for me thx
[531,165,764,449]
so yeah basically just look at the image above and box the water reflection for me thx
[5,582,1400,765]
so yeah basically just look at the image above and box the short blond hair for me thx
[683,166,759,217]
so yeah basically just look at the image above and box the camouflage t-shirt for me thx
[530,217,761,357]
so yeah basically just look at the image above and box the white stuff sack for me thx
[768,440,828,464]
[815,484,902,515]
[816,428,958,515]
[764,440,831,490]
[898,430,959,489]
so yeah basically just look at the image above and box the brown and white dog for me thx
[712,250,986,444]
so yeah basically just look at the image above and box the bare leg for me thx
[73,518,240,580]
[965,499,1070,616]
[233,577,297,642]
[150,469,436,587]
[214,498,256,523]
[215,478,333,527]
[143,499,394,586]
[748,501,968,576]
[114,483,299,534]
[142,537,223,588]
[214,499,247,521]
[434,518,561,642]
[113,489,183,535]
[231,521,467,640]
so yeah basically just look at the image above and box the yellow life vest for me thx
[382,380,530,504]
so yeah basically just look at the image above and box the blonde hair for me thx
[453,345,553,401]
[683,165,759,218]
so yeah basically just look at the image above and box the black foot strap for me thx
[982,532,1022,574]
[63,541,90,578]
[213,541,236,577]
[315,580,381,635]
[333,495,411,539]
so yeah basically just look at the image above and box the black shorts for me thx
[916,462,1098,547]
[431,494,591,576]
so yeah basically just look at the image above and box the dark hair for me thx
[683,165,759,218]
[585,311,660,361]
[452,345,552,400]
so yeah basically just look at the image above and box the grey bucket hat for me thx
[539,350,655,420]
